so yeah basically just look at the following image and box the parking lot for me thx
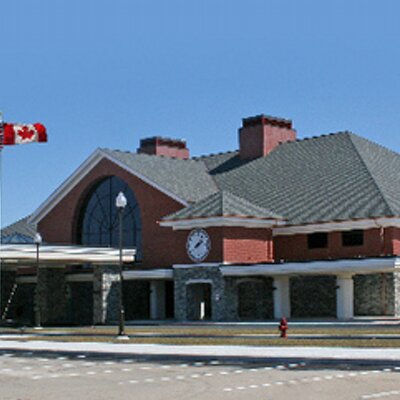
[1,349,400,400]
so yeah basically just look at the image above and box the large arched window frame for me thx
[77,176,142,259]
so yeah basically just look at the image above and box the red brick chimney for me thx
[137,136,189,159]
[239,115,296,160]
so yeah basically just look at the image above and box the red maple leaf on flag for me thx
[18,126,35,140]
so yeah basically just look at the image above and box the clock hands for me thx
[194,239,204,249]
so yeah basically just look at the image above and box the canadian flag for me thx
[2,123,47,145]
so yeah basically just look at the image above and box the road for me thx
[1,349,400,399]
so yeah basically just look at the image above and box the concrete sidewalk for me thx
[2,338,400,363]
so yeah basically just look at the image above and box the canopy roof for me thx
[1,244,135,265]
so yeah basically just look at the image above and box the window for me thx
[77,176,142,259]
[342,230,363,247]
[307,232,328,249]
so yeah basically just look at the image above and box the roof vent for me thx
[239,114,297,160]
[137,136,189,159]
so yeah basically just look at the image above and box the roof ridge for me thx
[347,133,395,216]
[192,150,238,160]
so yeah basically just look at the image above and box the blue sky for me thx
[1,0,400,227]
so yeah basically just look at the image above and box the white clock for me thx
[186,229,211,262]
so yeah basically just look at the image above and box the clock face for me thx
[186,229,211,262]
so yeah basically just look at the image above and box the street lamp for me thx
[115,191,127,338]
[34,232,42,328]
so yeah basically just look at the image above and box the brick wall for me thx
[274,228,395,262]
[222,227,273,263]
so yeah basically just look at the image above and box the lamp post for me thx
[34,232,42,328]
[115,191,127,338]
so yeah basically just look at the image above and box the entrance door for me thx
[186,283,212,320]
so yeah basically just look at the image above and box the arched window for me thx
[78,176,142,259]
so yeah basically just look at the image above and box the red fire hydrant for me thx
[278,317,288,338]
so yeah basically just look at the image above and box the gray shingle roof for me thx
[1,216,36,243]
[198,132,400,225]
[102,149,218,203]
[163,191,284,221]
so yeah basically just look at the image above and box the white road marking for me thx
[129,380,138,384]
[122,368,132,372]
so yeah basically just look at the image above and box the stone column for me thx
[336,274,354,319]
[150,281,166,320]
[273,276,291,319]
[93,266,120,324]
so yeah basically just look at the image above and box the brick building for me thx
[2,114,400,324]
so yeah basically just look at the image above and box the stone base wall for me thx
[354,273,396,316]
[38,268,68,325]
[237,278,274,320]
[290,276,336,318]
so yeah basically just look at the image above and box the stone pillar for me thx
[150,281,166,320]
[273,276,291,319]
[93,266,120,324]
[173,265,225,321]
[336,274,354,319]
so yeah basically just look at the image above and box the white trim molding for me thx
[29,148,188,224]
[65,273,94,282]
[123,269,173,280]
[221,257,400,277]
[173,263,222,269]
[16,276,37,284]
[161,217,286,230]
[273,217,400,236]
